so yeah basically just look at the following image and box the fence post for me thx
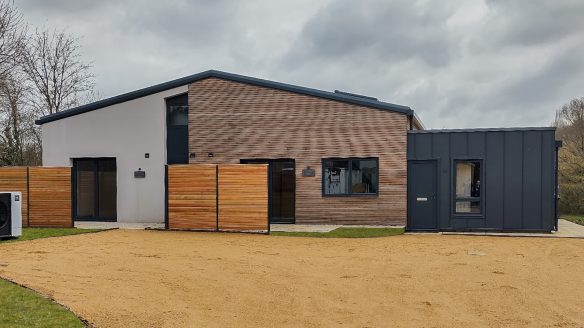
[164,165,169,230]
[26,166,30,228]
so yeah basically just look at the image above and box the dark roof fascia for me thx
[408,127,556,134]
[36,70,412,125]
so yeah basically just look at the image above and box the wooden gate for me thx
[166,164,268,233]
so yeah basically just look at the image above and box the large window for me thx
[323,158,378,196]
[454,160,482,214]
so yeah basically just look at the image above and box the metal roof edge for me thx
[35,69,412,125]
[408,127,556,133]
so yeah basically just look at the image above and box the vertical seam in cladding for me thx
[521,131,524,229]
[540,132,544,229]
[502,133,506,229]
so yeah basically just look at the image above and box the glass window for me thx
[351,159,378,194]
[455,161,481,214]
[324,159,350,195]
[323,158,378,196]
[168,105,188,126]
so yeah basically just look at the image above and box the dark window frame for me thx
[452,158,484,217]
[321,157,379,197]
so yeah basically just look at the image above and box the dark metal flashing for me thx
[36,70,412,125]
[409,127,556,134]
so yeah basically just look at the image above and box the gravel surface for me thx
[1,229,583,327]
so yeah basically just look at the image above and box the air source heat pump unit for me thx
[0,192,22,239]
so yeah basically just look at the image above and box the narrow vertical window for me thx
[454,161,482,214]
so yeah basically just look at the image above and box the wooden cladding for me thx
[0,167,72,228]
[167,164,268,232]
[188,77,408,225]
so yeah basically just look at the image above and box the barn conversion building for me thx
[36,70,560,231]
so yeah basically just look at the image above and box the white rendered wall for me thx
[41,85,188,223]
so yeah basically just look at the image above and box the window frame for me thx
[321,157,379,197]
[452,158,484,217]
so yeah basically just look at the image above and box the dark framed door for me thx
[407,160,438,230]
[73,158,117,221]
[240,159,295,224]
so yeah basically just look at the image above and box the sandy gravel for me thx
[0,230,583,328]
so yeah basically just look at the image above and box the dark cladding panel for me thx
[503,131,524,229]
[414,133,433,159]
[522,131,542,230]
[541,130,556,230]
[485,132,504,229]
[432,133,451,229]
[467,132,486,158]
[450,133,467,157]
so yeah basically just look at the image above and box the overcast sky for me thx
[15,0,584,128]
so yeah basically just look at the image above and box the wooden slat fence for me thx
[0,166,72,227]
[166,164,268,233]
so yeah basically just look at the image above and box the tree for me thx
[554,97,584,214]
[0,0,25,82]
[21,28,94,116]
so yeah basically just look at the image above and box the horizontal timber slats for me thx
[0,166,72,228]
[0,167,28,226]
[218,164,268,232]
[166,164,268,233]
[167,164,217,230]
[28,167,72,228]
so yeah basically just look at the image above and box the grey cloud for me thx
[13,0,584,129]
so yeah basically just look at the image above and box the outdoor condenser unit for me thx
[0,192,22,239]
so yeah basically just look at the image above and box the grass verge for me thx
[0,279,85,328]
[1,228,102,244]
[561,214,584,226]
[271,227,405,238]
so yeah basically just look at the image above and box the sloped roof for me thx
[36,69,414,125]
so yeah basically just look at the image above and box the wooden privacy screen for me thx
[218,165,269,231]
[166,164,268,233]
[28,167,72,228]
[0,167,28,226]
[0,166,72,228]
[167,164,217,230]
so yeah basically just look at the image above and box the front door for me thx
[74,158,117,221]
[241,159,295,224]
[408,160,438,230]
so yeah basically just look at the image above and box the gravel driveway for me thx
[1,230,583,327]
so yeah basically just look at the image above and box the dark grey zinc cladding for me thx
[407,128,558,232]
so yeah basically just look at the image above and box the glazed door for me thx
[241,159,295,224]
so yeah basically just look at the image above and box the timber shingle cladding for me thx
[188,77,407,225]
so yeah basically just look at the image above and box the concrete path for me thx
[439,219,584,239]
[270,224,405,232]
[74,221,164,230]
[75,220,584,239]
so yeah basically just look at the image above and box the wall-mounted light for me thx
[208,152,214,158]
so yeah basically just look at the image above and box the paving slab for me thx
[74,221,164,230]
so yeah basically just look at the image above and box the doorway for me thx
[240,159,295,224]
[407,160,438,230]
[73,158,117,221]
